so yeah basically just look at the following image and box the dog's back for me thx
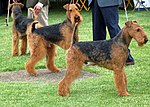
[32,20,71,44]
[74,40,112,62]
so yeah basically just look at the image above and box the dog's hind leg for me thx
[113,67,129,96]
[46,44,61,73]
[20,36,27,56]
[12,29,19,56]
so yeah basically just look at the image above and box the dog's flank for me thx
[75,40,112,63]
[32,19,77,45]
[33,22,66,44]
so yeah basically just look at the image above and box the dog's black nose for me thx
[144,38,148,44]
[75,15,80,22]
[75,15,79,20]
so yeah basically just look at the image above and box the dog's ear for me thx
[63,4,69,10]
[125,21,132,27]
[133,20,137,23]
[18,3,24,8]
[76,3,81,10]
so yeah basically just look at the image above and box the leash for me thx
[72,22,78,44]
[122,0,128,21]
[6,0,11,26]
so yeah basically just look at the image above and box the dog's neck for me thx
[66,18,76,28]
[113,27,132,48]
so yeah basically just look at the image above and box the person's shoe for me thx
[84,62,96,66]
[126,50,135,66]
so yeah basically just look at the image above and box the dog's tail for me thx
[31,21,39,33]
[27,21,43,36]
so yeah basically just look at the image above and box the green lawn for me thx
[0,8,150,107]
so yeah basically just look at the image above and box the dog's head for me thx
[125,21,148,47]
[9,3,24,18]
[9,3,24,11]
[63,3,83,25]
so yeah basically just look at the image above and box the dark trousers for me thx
[92,0,121,41]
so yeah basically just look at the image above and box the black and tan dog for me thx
[58,21,148,97]
[9,2,37,56]
[25,4,82,76]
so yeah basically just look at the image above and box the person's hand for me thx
[34,5,41,15]
[13,0,19,2]
[34,2,43,15]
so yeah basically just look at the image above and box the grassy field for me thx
[0,8,150,107]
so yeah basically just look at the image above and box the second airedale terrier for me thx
[9,2,37,56]
[25,4,82,76]
[58,21,148,96]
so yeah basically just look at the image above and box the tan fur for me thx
[10,3,37,56]
[58,21,148,97]
[25,4,83,76]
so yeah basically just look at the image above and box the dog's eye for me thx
[136,28,140,32]
[69,9,72,12]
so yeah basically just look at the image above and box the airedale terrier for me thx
[25,3,82,76]
[9,2,37,56]
[58,21,148,97]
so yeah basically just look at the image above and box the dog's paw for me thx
[53,68,61,73]
[12,52,18,56]
[27,71,37,76]
[119,92,130,96]
[58,81,70,97]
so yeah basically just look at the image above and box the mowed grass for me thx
[0,8,150,107]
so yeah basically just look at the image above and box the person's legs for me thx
[126,49,135,65]
[92,0,106,40]
[98,6,134,65]
[100,6,120,39]
[86,0,106,66]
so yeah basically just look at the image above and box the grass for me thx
[0,8,150,107]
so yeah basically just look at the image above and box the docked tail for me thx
[31,21,39,33]
[26,21,43,36]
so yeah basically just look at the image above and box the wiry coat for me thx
[12,5,34,36]
[58,21,148,97]
[32,19,76,48]
[74,30,128,70]
[25,4,83,76]
[9,3,35,56]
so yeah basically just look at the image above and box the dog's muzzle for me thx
[74,15,80,23]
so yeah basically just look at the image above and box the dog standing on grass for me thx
[25,4,82,76]
[58,21,148,97]
[9,2,37,56]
